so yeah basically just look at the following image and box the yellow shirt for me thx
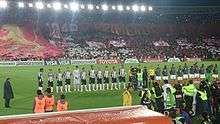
[122,90,132,106]
[148,69,155,76]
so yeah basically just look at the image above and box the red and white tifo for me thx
[0,106,172,124]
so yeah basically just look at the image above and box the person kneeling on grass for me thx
[33,90,45,113]
[122,85,133,106]
[44,88,55,112]
[57,94,68,112]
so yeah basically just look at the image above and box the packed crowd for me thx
[48,27,220,61]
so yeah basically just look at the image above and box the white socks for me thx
[65,85,68,92]
[56,86,63,93]
[68,85,71,92]
[92,84,96,91]
[118,83,121,90]
[88,84,91,91]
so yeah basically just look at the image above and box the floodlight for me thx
[87,4,93,10]
[18,2,24,8]
[28,3,33,8]
[140,5,146,12]
[101,4,108,11]
[117,5,123,11]
[148,6,153,11]
[70,2,79,11]
[96,5,99,9]
[80,4,85,9]
[64,4,68,9]
[112,6,116,10]
[47,4,51,8]
[35,2,44,9]
[132,4,139,12]
[126,6,130,10]
[53,2,61,10]
[0,1,7,8]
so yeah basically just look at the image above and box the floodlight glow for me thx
[28,3,33,8]
[132,4,139,12]
[87,4,93,10]
[53,2,61,10]
[126,6,130,10]
[47,4,51,8]
[112,6,116,10]
[70,2,79,11]
[96,6,99,9]
[35,2,44,9]
[80,4,85,9]
[18,2,24,8]
[64,4,68,9]
[117,5,123,11]
[0,1,7,8]
[140,5,146,12]
[148,6,153,11]
[101,4,108,11]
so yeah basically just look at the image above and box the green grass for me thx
[0,61,219,121]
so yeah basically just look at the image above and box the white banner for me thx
[167,58,181,62]
[124,59,139,64]
[0,61,44,67]
[0,61,16,67]
[70,59,96,65]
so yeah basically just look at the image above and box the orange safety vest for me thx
[34,96,45,113]
[44,95,55,112]
[57,100,68,112]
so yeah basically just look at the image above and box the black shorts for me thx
[38,81,43,87]
[104,77,109,83]
[48,81,53,87]
[57,81,63,86]
[150,75,155,80]
[89,78,95,84]
[119,76,126,82]
[112,78,117,83]
[97,78,102,84]
[65,79,71,85]
[81,79,87,85]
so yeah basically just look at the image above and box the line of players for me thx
[37,65,127,93]
[153,63,218,85]
[37,63,218,93]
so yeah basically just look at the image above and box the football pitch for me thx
[0,61,219,117]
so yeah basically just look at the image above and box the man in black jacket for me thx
[3,78,14,108]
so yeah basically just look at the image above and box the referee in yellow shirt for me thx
[122,85,133,106]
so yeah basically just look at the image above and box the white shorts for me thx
[200,74,205,79]
[212,74,219,78]
[183,74,188,79]
[74,79,81,85]
[194,74,200,78]
[170,75,176,80]
[163,76,169,80]
[177,77,183,81]
[189,74,194,79]
[156,76,162,81]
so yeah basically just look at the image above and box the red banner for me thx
[0,106,172,124]
[97,59,121,64]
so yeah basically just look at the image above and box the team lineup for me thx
[37,63,219,93]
